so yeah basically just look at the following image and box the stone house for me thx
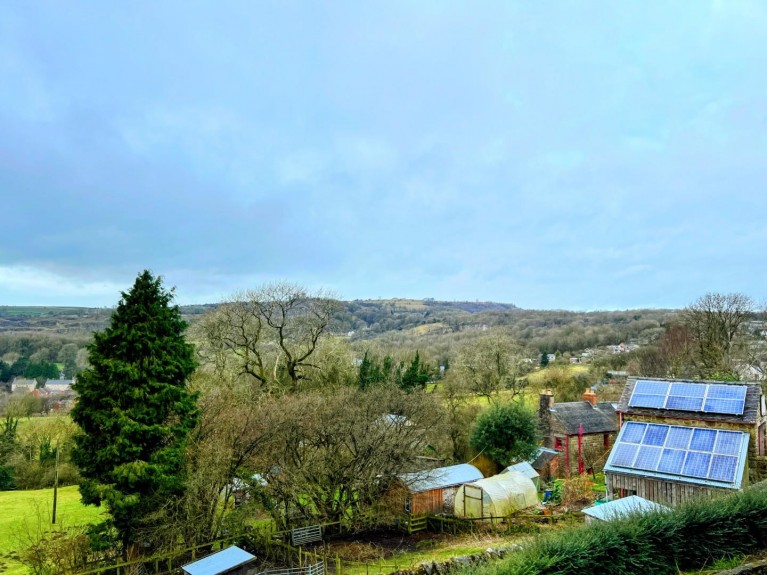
[538,389,618,477]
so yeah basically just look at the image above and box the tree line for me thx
[3,271,762,570]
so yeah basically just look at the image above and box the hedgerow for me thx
[463,485,767,575]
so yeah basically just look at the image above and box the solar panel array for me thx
[609,422,746,484]
[628,379,747,416]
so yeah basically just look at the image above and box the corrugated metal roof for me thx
[582,496,669,521]
[503,461,539,480]
[399,463,483,493]
[529,447,558,470]
[182,546,255,575]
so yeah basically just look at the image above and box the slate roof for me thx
[549,401,617,435]
[182,546,255,575]
[529,447,558,470]
[617,377,761,425]
[398,463,483,493]
[582,495,669,521]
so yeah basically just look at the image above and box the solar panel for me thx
[703,398,744,415]
[666,396,703,411]
[643,424,668,446]
[606,422,747,485]
[690,428,716,451]
[621,422,647,443]
[670,383,705,397]
[657,448,685,474]
[634,380,670,395]
[628,380,748,416]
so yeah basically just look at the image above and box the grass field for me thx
[0,486,102,575]
[525,364,589,388]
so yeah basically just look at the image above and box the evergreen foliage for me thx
[71,270,198,551]
[400,351,431,391]
[470,401,538,466]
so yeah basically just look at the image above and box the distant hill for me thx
[0,300,678,355]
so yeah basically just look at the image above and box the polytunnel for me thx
[453,470,538,518]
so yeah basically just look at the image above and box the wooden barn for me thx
[397,463,483,515]
[538,389,618,477]
[604,377,761,506]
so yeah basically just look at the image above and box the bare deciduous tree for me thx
[194,282,340,392]
[454,332,530,402]
[682,292,754,378]
[257,386,444,528]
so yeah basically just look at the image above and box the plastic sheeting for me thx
[453,471,538,518]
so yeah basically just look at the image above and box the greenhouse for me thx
[453,470,538,519]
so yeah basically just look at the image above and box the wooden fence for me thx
[69,512,579,575]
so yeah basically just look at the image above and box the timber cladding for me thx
[605,471,730,506]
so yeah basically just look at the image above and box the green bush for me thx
[463,485,767,575]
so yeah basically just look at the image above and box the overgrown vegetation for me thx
[464,486,767,575]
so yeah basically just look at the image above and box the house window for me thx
[554,437,564,451]
[604,433,610,449]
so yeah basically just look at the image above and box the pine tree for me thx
[400,351,430,391]
[71,270,198,553]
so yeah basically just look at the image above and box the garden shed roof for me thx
[582,496,669,521]
[182,546,255,575]
[398,463,483,493]
[503,461,539,481]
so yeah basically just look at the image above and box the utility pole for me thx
[52,446,59,524]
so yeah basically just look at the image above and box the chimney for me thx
[539,390,554,445]
[582,388,597,406]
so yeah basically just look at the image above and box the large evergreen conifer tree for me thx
[72,270,198,552]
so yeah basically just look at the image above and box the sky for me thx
[2,1,767,310]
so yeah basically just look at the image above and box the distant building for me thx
[10,378,35,393]
[43,379,74,394]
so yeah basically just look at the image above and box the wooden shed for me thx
[398,463,483,515]
[604,420,750,506]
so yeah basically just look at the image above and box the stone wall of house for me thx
[545,410,613,477]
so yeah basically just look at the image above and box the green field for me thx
[0,486,102,575]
